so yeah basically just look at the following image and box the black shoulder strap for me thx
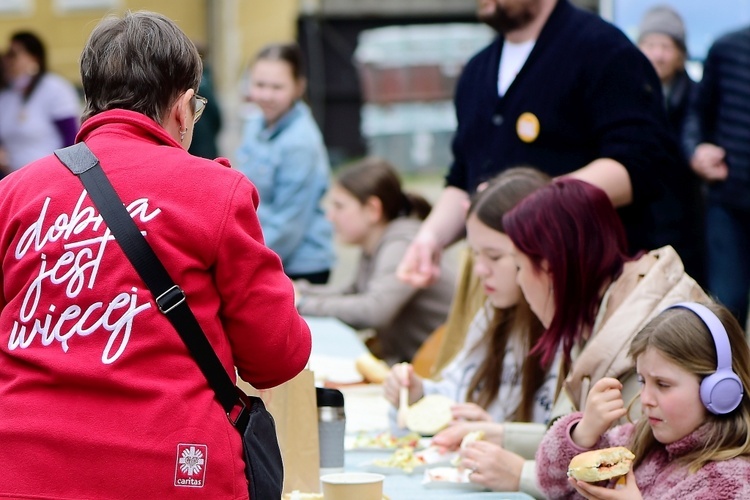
[54,143,246,425]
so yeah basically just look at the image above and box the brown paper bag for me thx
[238,369,320,495]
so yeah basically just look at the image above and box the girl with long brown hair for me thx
[296,157,455,365]
[384,167,553,425]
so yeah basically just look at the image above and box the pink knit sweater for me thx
[536,413,750,499]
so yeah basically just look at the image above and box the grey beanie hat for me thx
[638,5,687,52]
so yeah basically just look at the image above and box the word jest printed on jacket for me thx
[9,189,157,364]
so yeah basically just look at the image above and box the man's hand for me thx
[396,186,470,287]
[691,143,728,182]
[396,231,443,288]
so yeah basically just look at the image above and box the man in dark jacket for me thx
[684,25,750,326]
[398,0,703,288]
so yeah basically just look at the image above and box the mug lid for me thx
[316,387,345,407]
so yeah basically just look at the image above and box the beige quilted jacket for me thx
[506,245,709,498]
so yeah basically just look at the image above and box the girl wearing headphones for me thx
[432,179,708,497]
[537,302,750,499]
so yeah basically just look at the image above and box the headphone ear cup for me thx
[700,369,744,414]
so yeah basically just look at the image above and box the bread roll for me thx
[567,446,635,482]
[452,430,486,466]
[460,430,485,449]
[354,353,391,383]
[405,394,454,435]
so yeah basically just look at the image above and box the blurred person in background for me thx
[188,42,222,159]
[0,31,80,175]
[638,5,695,148]
[684,23,750,328]
[296,157,455,365]
[637,5,706,286]
[236,42,334,284]
[397,0,704,290]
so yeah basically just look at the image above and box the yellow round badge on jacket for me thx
[516,112,540,143]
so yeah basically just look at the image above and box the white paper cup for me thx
[320,472,384,500]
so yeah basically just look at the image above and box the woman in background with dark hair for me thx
[0,31,80,174]
[296,157,455,365]
[433,178,707,497]
[236,42,334,284]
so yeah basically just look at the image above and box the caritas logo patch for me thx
[174,443,207,488]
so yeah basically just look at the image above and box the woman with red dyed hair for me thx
[432,178,707,497]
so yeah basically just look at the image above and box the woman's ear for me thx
[295,77,307,101]
[364,195,384,223]
[540,259,551,273]
[540,259,554,293]
[164,89,194,146]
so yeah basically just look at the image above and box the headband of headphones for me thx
[669,302,733,370]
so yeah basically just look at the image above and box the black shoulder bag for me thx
[55,143,283,499]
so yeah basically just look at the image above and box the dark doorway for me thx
[297,14,478,167]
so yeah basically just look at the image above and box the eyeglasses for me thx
[193,94,208,123]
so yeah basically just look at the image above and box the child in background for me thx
[236,42,334,283]
[537,302,750,499]
[383,168,554,427]
[295,157,454,365]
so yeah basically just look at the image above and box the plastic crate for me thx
[354,23,494,104]
[361,101,456,172]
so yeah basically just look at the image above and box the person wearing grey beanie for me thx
[636,5,705,287]
[638,5,686,53]
[637,5,695,154]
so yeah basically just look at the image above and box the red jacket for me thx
[0,110,311,499]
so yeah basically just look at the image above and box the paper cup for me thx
[320,472,384,500]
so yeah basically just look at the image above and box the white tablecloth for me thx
[304,316,535,500]
[306,316,368,385]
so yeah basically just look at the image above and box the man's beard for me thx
[479,3,537,33]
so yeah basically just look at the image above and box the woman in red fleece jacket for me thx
[536,302,750,499]
[0,11,310,499]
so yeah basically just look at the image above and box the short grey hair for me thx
[80,11,202,124]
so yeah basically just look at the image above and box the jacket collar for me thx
[76,109,182,149]
[494,0,571,99]
[664,423,709,461]
[258,101,304,141]
[563,246,708,408]
[666,70,693,111]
